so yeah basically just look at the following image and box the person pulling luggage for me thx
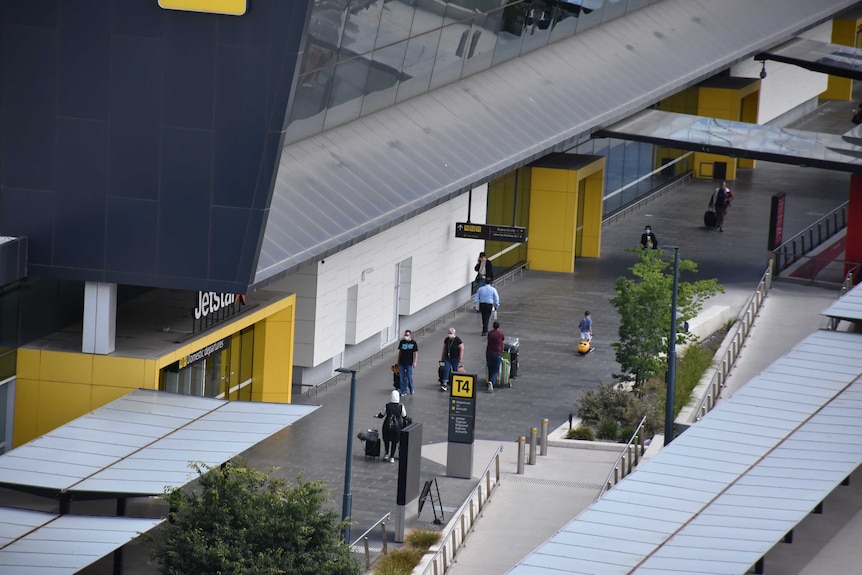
[376,390,407,463]
[440,327,464,392]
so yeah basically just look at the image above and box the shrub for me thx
[617,426,636,443]
[373,547,423,575]
[565,426,595,440]
[597,419,619,440]
[404,529,441,552]
[576,383,633,427]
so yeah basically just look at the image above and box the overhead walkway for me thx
[509,328,862,575]
[597,110,862,174]
[757,37,862,82]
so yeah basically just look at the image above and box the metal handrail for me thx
[350,512,390,570]
[772,201,848,274]
[597,416,647,499]
[418,445,503,575]
[692,261,773,422]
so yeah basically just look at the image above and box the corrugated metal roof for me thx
[254,0,857,286]
[0,507,162,575]
[508,329,862,575]
[758,37,862,81]
[596,109,862,173]
[0,389,318,497]
[822,281,862,321]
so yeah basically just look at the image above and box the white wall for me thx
[275,185,488,368]
[731,21,832,125]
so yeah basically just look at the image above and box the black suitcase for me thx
[704,209,717,228]
[365,437,381,458]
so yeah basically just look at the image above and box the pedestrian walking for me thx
[486,321,504,392]
[472,280,500,336]
[375,390,407,462]
[440,327,463,392]
[708,181,734,232]
[473,252,494,293]
[640,225,658,249]
[396,329,418,395]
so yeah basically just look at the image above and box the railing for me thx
[597,416,647,499]
[350,512,390,571]
[772,201,848,274]
[693,261,773,421]
[828,265,861,330]
[417,445,503,575]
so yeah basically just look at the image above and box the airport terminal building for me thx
[0,0,858,449]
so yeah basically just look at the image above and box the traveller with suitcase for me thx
[375,390,407,462]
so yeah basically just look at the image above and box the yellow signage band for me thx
[158,0,247,16]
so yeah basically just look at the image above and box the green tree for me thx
[611,248,722,387]
[152,460,360,575]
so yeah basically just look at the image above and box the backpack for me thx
[579,318,590,331]
[714,188,726,207]
[384,403,403,431]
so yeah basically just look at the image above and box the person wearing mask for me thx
[440,327,464,392]
[486,321,505,392]
[376,390,407,462]
[472,280,500,336]
[640,225,658,249]
[709,181,734,233]
[396,330,418,395]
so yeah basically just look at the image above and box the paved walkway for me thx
[87,95,857,574]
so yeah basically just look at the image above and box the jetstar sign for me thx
[194,291,246,320]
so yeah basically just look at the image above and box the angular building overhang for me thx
[757,37,862,81]
[596,109,862,173]
[0,237,27,287]
[254,0,857,288]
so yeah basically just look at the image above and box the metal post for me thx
[665,246,679,446]
[335,368,357,543]
[528,428,537,465]
[517,437,525,474]
[540,419,549,455]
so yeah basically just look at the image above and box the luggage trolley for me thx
[503,336,520,380]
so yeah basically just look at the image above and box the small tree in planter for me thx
[611,248,722,388]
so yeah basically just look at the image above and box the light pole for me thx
[334,367,357,544]
[664,246,680,446]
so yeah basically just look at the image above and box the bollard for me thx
[517,437,526,474]
[528,428,537,465]
[381,522,388,555]
[540,419,549,456]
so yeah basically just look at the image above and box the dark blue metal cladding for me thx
[0,0,310,293]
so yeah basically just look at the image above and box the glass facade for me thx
[569,138,692,216]
[286,0,659,143]
[161,326,255,401]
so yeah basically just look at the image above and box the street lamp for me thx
[334,367,358,544]
[664,246,680,446]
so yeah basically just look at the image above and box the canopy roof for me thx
[0,389,318,498]
[757,37,862,81]
[510,329,862,574]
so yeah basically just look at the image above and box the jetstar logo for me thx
[194,291,245,320]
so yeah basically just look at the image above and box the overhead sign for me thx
[158,0,247,15]
[455,223,526,243]
[768,192,786,251]
[447,373,476,444]
[179,336,231,369]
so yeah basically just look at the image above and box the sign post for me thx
[767,192,786,251]
[446,372,477,478]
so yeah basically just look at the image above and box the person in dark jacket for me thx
[376,390,407,462]
[473,252,494,291]
[640,225,658,249]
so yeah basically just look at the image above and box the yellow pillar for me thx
[822,18,862,100]
[526,156,605,272]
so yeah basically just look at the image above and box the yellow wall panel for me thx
[90,386,136,412]
[40,352,93,385]
[579,169,605,257]
[16,349,41,380]
[92,356,149,389]
[36,380,92,438]
[12,377,40,447]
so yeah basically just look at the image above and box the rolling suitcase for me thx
[358,428,381,459]
[704,209,717,228]
[499,357,511,388]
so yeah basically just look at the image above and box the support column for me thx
[847,174,862,282]
[82,282,117,355]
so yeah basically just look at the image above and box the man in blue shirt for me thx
[472,280,500,336]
